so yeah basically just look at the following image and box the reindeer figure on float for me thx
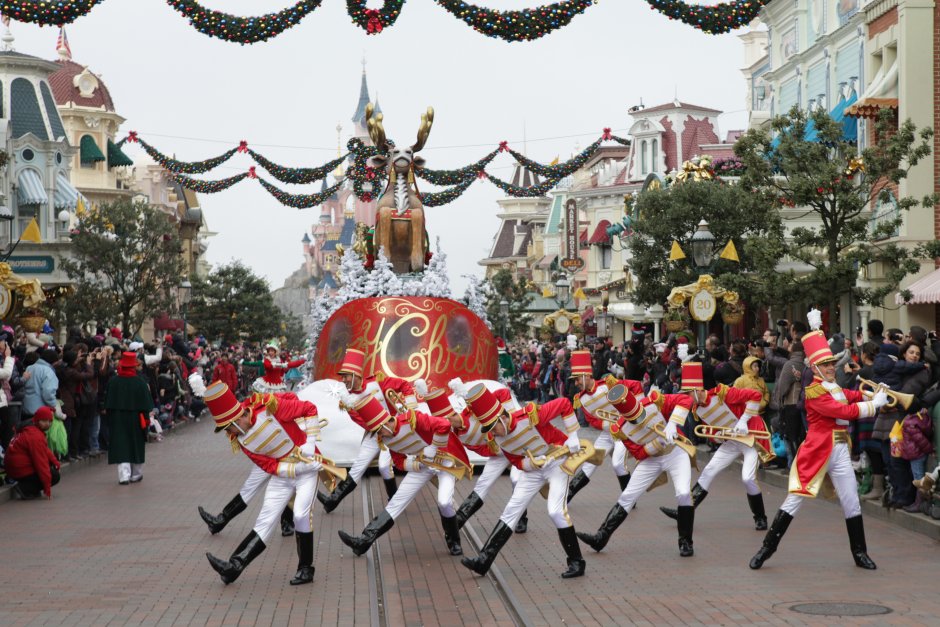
[365,102,432,274]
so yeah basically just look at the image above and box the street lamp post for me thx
[554,275,571,310]
[178,278,192,342]
[689,220,716,356]
[498,298,509,339]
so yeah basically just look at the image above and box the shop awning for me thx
[54,172,82,210]
[80,135,106,164]
[536,254,556,269]
[896,268,940,305]
[17,169,47,205]
[588,220,612,245]
[107,139,134,168]
[153,315,184,331]
[846,97,899,119]
[579,229,587,244]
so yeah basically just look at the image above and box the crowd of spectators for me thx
[0,323,306,500]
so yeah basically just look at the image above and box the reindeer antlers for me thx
[366,102,387,150]
[413,106,434,152]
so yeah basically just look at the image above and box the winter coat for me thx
[733,355,770,413]
[900,410,934,460]
[872,344,926,389]
[872,364,932,441]
[59,362,95,418]
[4,424,59,495]
[23,359,58,416]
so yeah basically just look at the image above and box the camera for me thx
[775,319,788,328]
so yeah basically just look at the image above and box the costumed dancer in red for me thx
[416,379,515,530]
[750,311,886,570]
[460,385,589,578]
[201,381,325,586]
[659,361,774,530]
[317,348,416,511]
[567,350,643,502]
[336,392,471,556]
[577,385,698,556]
[252,341,306,394]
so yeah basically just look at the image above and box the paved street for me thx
[3,420,940,626]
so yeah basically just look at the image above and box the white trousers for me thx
[472,455,511,501]
[385,466,457,519]
[581,431,630,479]
[499,460,571,529]
[238,465,271,502]
[252,472,319,543]
[780,442,861,518]
[117,463,143,483]
[697,440,761,495]
[348,436,395,483]
[616,447,692,512]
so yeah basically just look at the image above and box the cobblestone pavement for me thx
[2,420,940,626]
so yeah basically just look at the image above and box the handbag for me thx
[771,432,787,458]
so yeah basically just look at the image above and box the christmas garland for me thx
[433,0,594,42]
[420,176,477,207]
[506,137,604,179]
[0,0,103,25]
[257,176,345,209]
[643,0,768,35]
[166,0,324,44]
[247,149,347,185]
[486,173,560,198]
[1,0,762,39]
[415,149,499,186]
[347,0,403,34]
[171,171,249,194]
[126,133,239,174]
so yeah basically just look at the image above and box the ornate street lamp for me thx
[178,278,192,341]
[499,298,509,338]
[554,276,571,310]
[690,219,716,270]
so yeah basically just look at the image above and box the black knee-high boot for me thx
[660,483,707,520]
[558,526,586,578]
[337,511,395,557]
[845,515,877,570]
[455,491,484,529]
[749,510,793,569]
[576,504,627,552]
[748,493,768,530]
[317,476,358,514]
[199,494,247,534]
[206,531,266,584]
[289,531,315,585]
[441,514,463,556]
[460,521,513,576]
[677,505,694,557]
[280,506,295,536]
[384,477,398,499]
[514,510,528,533]
[566,469,590,504]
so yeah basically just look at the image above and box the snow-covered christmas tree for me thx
[461,274,490,326]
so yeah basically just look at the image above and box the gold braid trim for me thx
[573,395,582,410]
[804,382,826,400]
[715,383,729,404]
[604,374,619,388]
[526,402,539,426]
[487,435,501,455]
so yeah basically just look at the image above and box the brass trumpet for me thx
[421,453,468,480]
[526,440,600,476]
[595,408,695,460]
[858,378,913,410]
[693,424,770,448]
[385,389,409,413]
[294,451,348,492]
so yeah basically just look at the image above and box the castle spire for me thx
[351,58,371,125]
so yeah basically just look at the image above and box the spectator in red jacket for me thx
[4,405,60,499]
[212,354,238,392]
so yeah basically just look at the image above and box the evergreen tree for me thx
[483,269,533,339]
[462,275,490,325]
[188,262,283,344]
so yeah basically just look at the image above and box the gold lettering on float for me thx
[380,312,432,380]
[360,317,385,379]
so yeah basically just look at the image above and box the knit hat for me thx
[110,327,122,340]
[33,405,53,422]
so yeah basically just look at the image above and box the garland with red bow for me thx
[247,149,348,185]
[257,177,345,209]
[414,149,499,186]
[506,137,603,179]
[1,0,763,40]
[126,132,238,174]
[170,172,250,194]
[347,0,403,34]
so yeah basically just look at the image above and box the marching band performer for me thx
[442,378,522,530]
[577,386,698,556]
[251,341,306,394]
[659,361,773,530]
[336,392,472,557]
[459,385,594,579]
[199,380,325,586]
[568,350,641,502]
[318,348,417,511]
[750,318,887,570]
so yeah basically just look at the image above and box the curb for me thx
[0,414,202,505]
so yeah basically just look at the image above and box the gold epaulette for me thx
[573,395,582,410]
[715,383,729,404]
[266,395,279,415]
[604,374,619,388]
[804,382,826,400]
[375,372,387,383]
[647,390,665,412]
[408,409,417,430]
[526,402,539,426]
[487,434,501,455]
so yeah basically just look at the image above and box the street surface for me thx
[2,419,939,626]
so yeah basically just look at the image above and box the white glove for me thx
[872,389,889,409]
[522,455,547,471]
[732,417,750,436]
[565,433,581,454]
[300,441,317,457]
[663,421,678,443]
[296,460,322,475]
[421,445,438,463]
[404,455,425,472]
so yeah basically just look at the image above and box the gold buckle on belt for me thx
[833,430,850,445]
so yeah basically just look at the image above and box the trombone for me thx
[858,378,913,410]
[693,424,770,448]
[385,389,410,413]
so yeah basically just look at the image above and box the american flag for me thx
[56,26,71,58]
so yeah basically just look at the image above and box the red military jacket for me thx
[790,378,874,497]
[621,392,692,462]
[356,375,417,414]
[577,377,644,430]
[490,398,570,470]
[238,394,319,476]
[696,385,772,456]
[379,410,471,473]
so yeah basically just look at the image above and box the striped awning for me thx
[896,268,940,305]
[588,220,612,245]
[54,172,83,210]
[16,169,47,205]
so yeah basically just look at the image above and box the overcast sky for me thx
[9,1,751,294]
